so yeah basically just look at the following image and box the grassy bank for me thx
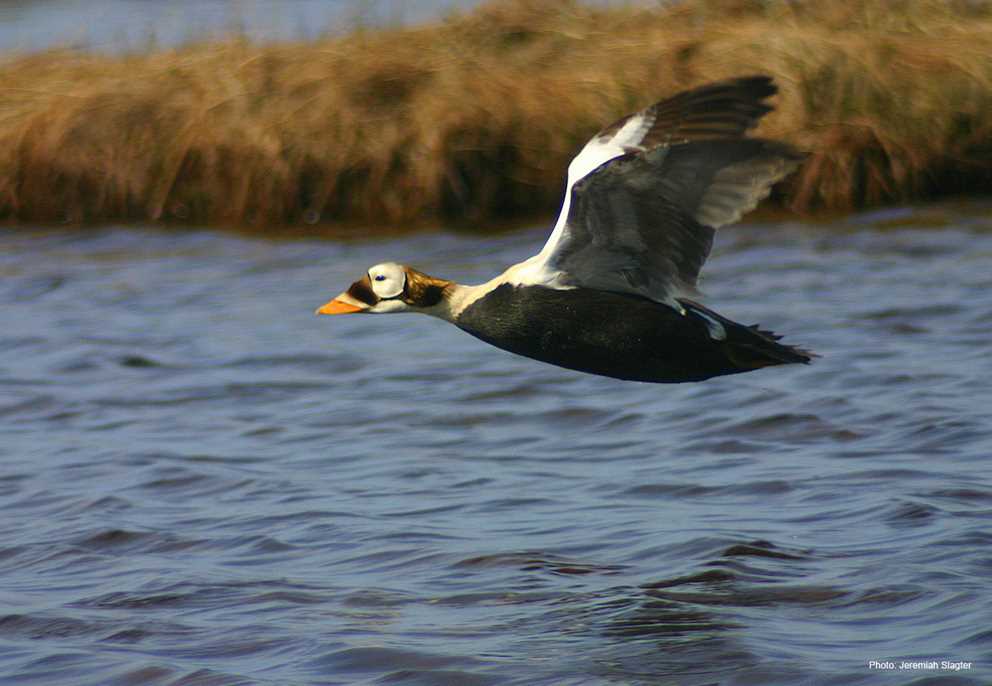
[2,0,992,229]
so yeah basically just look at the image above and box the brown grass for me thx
[2,0,992,228]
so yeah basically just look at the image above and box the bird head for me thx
[316,262,451,315]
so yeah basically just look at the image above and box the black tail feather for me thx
[681,300,815,370]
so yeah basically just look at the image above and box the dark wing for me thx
[524,76,802,305]
[597,75,777,149]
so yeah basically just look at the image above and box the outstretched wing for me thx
[517,76,802,306]
[549,139,803,304]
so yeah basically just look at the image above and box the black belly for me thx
[454,284,743,383]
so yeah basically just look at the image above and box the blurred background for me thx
[2,2,992,685]
[0,0,481,53]
[3,0,991,230]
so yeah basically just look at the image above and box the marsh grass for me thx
[2,0,992,228]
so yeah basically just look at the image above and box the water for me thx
[0,0,482,54]
[0,0,641,54]
[1,203,991,685]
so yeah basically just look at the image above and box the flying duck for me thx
[317,76,812,383]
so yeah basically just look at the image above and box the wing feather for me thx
[548,139,803,304]
[598,75,777,150]
[515,76,802,306]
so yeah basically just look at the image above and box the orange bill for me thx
[315,298,364,315]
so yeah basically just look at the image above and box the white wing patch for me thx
[512,110,656,288]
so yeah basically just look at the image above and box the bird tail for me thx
[681,300,815,370]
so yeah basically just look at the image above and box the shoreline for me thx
[2,0,992,230]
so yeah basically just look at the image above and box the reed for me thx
[2,0,991,228]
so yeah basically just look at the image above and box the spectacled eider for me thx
[316,76,813,383]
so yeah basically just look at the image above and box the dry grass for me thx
[2,0,992,228]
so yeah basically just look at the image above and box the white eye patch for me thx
[368,263,406,299]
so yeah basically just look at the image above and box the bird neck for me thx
[420,281,482,322]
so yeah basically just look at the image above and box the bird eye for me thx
[374,275,386,282]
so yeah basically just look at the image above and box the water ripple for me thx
[2,212,992,684]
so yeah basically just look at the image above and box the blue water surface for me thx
[1,203,991,684]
